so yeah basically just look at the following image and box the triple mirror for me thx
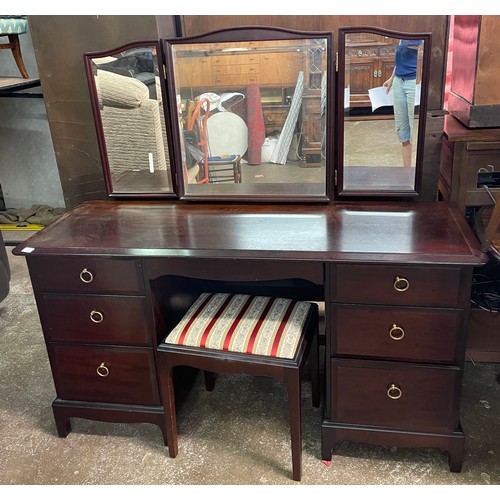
[337,27,431,197]
[84,26,432,201]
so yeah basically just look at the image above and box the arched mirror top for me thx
[163,26,334,202]
[84,40,176,198]
[337,26,432,198]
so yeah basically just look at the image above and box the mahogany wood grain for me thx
[38,295,150,345]
[331,304,464,363]
[47,344,160,406]
[13,200,486,266]
[330,358,460,433]
[12,199,486,471]
[27,256,143,295]
[330,264,471,308]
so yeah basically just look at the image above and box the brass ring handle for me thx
[389,324,405,341]
[90,309,104,324]
[96,362,109,378]
[80,268,94,284]
[393,276,410,292]
[387,383,402,400]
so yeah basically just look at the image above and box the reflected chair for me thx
[207,155,242,183]
[157,293,320,481]
[186,98,242,184]
[0,16,29,79]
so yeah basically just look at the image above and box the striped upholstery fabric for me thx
[165,293,312,359]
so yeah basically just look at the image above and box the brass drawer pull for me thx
[393,276,410,292]
[389,324,405,341]
[80,268,94,284]
[96,362,109,377]
[90,309,104,324]
[387,383,402,400]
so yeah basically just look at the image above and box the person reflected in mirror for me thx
[383,39,422,167]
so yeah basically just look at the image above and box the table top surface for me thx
[444,114,500,142]
[13,200,486,265]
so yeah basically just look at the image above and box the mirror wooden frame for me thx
[163,26,334,203]
[84,40,177,198]
[336,27,432,198]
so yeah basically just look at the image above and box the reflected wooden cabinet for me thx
[173,42,304,89]
[174,55,212,88]
[301,91,323,166]
[212,53,261,85]
[345,32,396,108]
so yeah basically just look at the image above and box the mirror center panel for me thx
[164,28,333,201]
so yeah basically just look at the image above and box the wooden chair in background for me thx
[0,16,29,79]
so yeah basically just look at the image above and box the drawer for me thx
[213,54,259,65]
[330,264,467,307]
[28,256,144,295]
[47,344,160,406]
[213,74,260,85]
[462,143,500,206]
[330,358,460,433]
[38,295,151,345]
[213,64,260,76]
[331,304,463,363]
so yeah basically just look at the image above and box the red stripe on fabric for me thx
[178,294,214,345]
[222,295,253,351]
[270,301,296,357]
[246,297,276,354]
[200,294,234,348]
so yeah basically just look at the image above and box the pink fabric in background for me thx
[246,83,266,165]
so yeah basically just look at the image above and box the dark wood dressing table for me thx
[13,200,485,472]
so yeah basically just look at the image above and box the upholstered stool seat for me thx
[157,292,320,481]
[0,16,29,79]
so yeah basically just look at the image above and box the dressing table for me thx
[13,26,487,474]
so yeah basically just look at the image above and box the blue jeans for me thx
[392,76,416,143]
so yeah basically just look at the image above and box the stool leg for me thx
[8,34,29,79]
[310,326,320,408]
[158,360,178,457]
[204,370,216,391]
[286,368,302,481]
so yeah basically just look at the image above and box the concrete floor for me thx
[1,248,500,491]
[344,118,418,167]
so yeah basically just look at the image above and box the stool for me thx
[0,16,29,79]
[157,292,320,481]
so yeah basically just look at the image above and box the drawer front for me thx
[330,359,459,432]
[39,295,150,345]
[331,304,463,363]
[28,256,144,295]
[463,144,500,206]
[48,344,160,406]
[330,264,466,307]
